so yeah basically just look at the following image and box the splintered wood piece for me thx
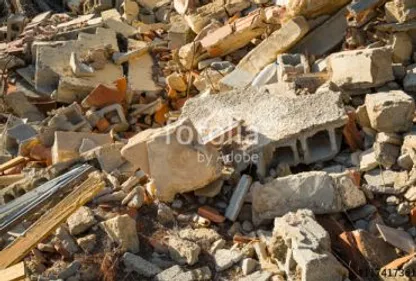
[0,173,105,269]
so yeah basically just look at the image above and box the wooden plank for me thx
[0,172,104,269]
[0,157,27,173]
[0,262,26,281]
[0,174,25,189]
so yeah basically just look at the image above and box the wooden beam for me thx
[0,261,26,281]
[0,156,26,173]
[0,172,104,269]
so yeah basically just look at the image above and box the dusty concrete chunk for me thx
[100,214,140,253]
[221,17,309,88]
[77,234,96,252]
[67,206,96,235]
[35,28,122,95]
[359,148,378,171]
[214,249,243,271]
[123,252,162,277]
[241,258,258,276]
[121,118,223,202]
[52,131,112,164]
[179,228,221,250]
[181,88,347,173]
[128,39,161,93]
[268,209,348,281]
[328,48,394,90]
[168,236,201,265]
[291,7,348,56]
[4,91,44,122]
[252,172,343,225]
[365,90,415,133]
[154,265,184,281]
[391,32,413,63]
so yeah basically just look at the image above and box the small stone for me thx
[354,220,369,231]
[348,205,377,221]
[123,252,162,277]
[386,196,400,205]
[67,206,96,236]
[213,249,243,271]
[210,239,226,254]
[168,236,201,265]
[100,214,140,253]
[77,234,96,253]
[171,199,183,209]
[166,73,187,92]
[398,202,412,215]
[408,227,416,237]
[58,261,81,279]
[388,213,409,227]
[158,203,175,225]
[242,221,254,233]
[241,258,258,275]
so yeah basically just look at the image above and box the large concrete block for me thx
[269,209,348,281]
[328,48,394,89]
[220,17,309,89]
[252,172,343,224]
[35,27,122,96]
[51,131,112,164]
[181,87,347,174]
[252,171,366,225]
[365,90,415,133]
[121,119,223,202]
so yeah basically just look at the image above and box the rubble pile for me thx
[4,0,416,280]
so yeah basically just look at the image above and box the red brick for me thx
[82,84,126,108]
[343,109,363,152]
[197,205,225,223]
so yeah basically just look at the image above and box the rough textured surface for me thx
[168,236,201,265]
[328,48,394,89]
[269,209,348,281]
[66,206,96,235]
[365,90,415,133]
[252,172,343,224]
[122,118,223,202]
[123,252,162,277]
[181,88,347,150]
[100,214,140,253]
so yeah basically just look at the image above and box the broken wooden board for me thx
[0,172,105,269]
[0,262,26,281]
[0,156,27,173]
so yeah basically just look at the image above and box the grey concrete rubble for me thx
[181,87,347,176]
[269,209,348,281]
[252,171,366,225]
[5,1,416,281]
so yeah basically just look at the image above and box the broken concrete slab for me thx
[220,17,309,89]
[252,171,363,225]
[51,131,112,164]
[269,209,348,281]
[181,88,347,174]
[328,48,394,90]
[121,118,223,202]
[4,91,44,122]
[291,6,349,56]
[128,39,162,94]
[365,90,415,133]
[35,27,122,95]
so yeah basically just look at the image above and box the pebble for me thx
[241,258,258,275]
